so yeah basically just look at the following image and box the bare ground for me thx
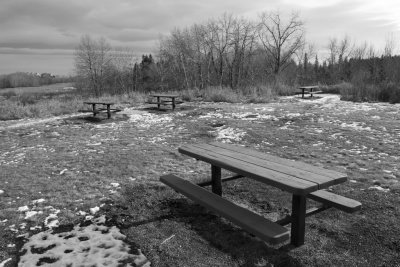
[0,94,400,266]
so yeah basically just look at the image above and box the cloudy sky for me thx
[1,0,400,76]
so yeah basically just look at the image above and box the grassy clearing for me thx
[1,93,400,266]
[0,84,281,121]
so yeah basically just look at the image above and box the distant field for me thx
[0,83,76,95]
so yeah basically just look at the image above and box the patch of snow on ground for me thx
[32,198,45,204]
[215,127,246,143]
[18,206,29,212]
[18,216,151,267]
[90,206,100,214]
[368,185,390,192]
[340,122,372,131]
[0,258,12,267]
[128,111,173,128]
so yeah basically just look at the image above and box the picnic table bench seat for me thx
[308,190,361,213]
[160,174,290,245]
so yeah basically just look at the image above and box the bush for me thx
[243,85,275,103]
[203,86,241,103]
[320,82,353,94]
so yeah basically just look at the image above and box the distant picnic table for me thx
[297,86,322,98]
[148,94,183,110]
[161,142,361,247]
[81,102,121,119]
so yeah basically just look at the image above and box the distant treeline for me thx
[73,12,400,103]
[0,72,75,89]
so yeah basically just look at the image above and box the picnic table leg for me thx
[302,89,305,99]
[211,165,222,196]
[157,96,160,109]
[91,104,97,117]
[172,97,176,110]
[290,194,307,247]
[106,104,111,119]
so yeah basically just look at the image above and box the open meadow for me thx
[0,89,400,266]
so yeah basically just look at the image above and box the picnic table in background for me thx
[147,94,183,110]
[161,142,361,247]
[297,86,322,98]
[80,102,121,119]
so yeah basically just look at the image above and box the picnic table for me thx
[297,86,322,98]
[161,142,361,247]
[148,94,182,110]
[81,102,121,119]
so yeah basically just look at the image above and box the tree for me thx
[257,11,305,81]
[74,35,112,96]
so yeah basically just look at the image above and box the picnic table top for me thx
[83,102,114,105]
[298,86,319,90]
[178,142,347,195]
[150,94,179,98]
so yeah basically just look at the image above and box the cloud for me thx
[0,0,400,75]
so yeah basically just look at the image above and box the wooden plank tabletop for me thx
[83,102,114,105]
[298,86,319,89]
[178,142,347,195]
[150,94,179,98]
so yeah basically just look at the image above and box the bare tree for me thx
[327,37,338,65]
[353,41,368,59]
[338,35,353,63]
[384,33,397,57]
[74,35,112,96]
[257,11,305,79]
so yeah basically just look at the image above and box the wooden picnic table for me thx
[82,102,120,119]
[298,86,321,98]
[161,142,361,247]
[149,94,180,110]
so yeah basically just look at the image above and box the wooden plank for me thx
[150,94,179,98]
[179,145,318,195]
[210,142,346,182]
[160,174,290,245]
[191,143,337,188]
[83,102,114,105]
[299,86,319,90]
[308,190,362,213]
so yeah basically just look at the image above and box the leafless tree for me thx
[353,41,368,59]
[327,37,338,65]
[384,33,397,57]
[74,35,112,96]
[338,35,353,62]
[257,11,305,79]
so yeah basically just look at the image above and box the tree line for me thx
[0,72,73,89]
[74,11,400,102]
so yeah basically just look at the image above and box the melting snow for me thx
[90,206,100,214]
[32,198,45,204]
[215,127,246,143]
[110,182,120,187]
[368,185,390,192]
[18,216,151,267]
[18,206,29,212]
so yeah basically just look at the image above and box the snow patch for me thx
[215,127,246,143]
[18,216,151,267]
[368,185,390,192]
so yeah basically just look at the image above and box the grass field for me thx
[0,91,400,266]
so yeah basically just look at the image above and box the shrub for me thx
[320,82,353,94]
[203,86,241,103]
[244,85,276,103]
